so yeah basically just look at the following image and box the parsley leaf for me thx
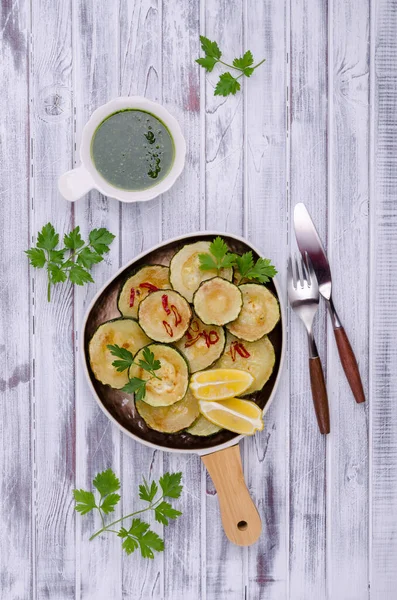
[48,249,65,264]
[159,472,183,499]
[93,469,121,497]
[233,50,255,76]
[68,265,94,285]
[199,35,221,59]
[234,252,277,283]
[139,478,158,503]
[73,489,97,515]
[138,347,161,375]
[214,72,241,96]
[138,530,165,559]
[199,236,236,272]
[48,264,67,284]
[119,520,164,559]
[101,493,121,515]
[25,223,115,301]
[196,36,265,97]
[25,248,46,268]
[77,247,102,269]
[122,377,147,400]
[107,344,134,372]
[196,56,218,72]
[89,228,116,255]
[36,223,59,250]
[154,501,182,525]
[64,226,84,250]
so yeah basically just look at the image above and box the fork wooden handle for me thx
[333,327,366,404]
[309,357,330,434]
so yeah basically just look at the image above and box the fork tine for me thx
[295,253,303,287]
[301,253,310,285]
[305,252,316,287]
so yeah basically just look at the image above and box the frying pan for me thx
[82,232,285,546]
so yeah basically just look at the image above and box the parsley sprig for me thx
[107,345,162,401]
[73,469,183,559]
[199,236,277,284]
[234,252,277,284]
[196,36,266,97]
[25,223,115,301]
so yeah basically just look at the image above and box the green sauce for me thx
[91,109,175,191]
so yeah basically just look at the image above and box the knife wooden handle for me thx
[309,356,330,434]
[202,444,262,546]
[334,327,366,403]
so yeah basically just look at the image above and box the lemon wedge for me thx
[189,368,254,400]
[199,398,264,435]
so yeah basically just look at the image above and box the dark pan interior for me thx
[83,234,283,451]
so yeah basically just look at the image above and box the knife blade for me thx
[293,202,365,404]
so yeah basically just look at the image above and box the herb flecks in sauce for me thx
[91,110,175,191]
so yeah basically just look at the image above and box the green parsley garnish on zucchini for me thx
[107,345,161,401]
[25,222,115,301]
[73,468,183,559]
[198,236,277,284]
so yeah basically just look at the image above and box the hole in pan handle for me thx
[202,443,262,546]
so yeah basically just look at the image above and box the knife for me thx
[294,202,365,404]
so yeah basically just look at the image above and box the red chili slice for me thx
[162,321,173,337]
[208,331,219,345]
[139,282,159,292]
[230,342,237,362]
[162,294,171,315]
[171,305,182,327]
[235,342,250,358]
[184,333,202,348]
[199,331,209,348]
[129,288,135,308]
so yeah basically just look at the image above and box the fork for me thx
[288,253,330,434]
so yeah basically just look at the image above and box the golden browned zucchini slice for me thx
[226,283,280,341]
[129,344,189,407]
[136,388,199,433]
[214,333,275,394]
[170,241,233,302]
[118,265,171,319]
[193,277,242,326]
[174,314,225,373]
[88,318,150,389]
[138,290,192,343]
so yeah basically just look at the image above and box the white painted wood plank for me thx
[327,0,370,598]
[73,0,122,597]
[204,0,244,237]
[118,1,164,597]
[289,1,328,598]
[203,1,246,598]
[29,0,76,596]
[161,1,203,598]
[244,1,289,598]
[0,1,32,598]
[370,0,397,597]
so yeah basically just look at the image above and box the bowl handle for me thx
[58,166,95,202]
[202,443,262,546]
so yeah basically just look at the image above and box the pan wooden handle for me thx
[202,444,262,546]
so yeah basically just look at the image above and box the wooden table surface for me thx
[1,0,397,598]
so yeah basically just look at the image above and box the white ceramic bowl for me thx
[58,96,186,203]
